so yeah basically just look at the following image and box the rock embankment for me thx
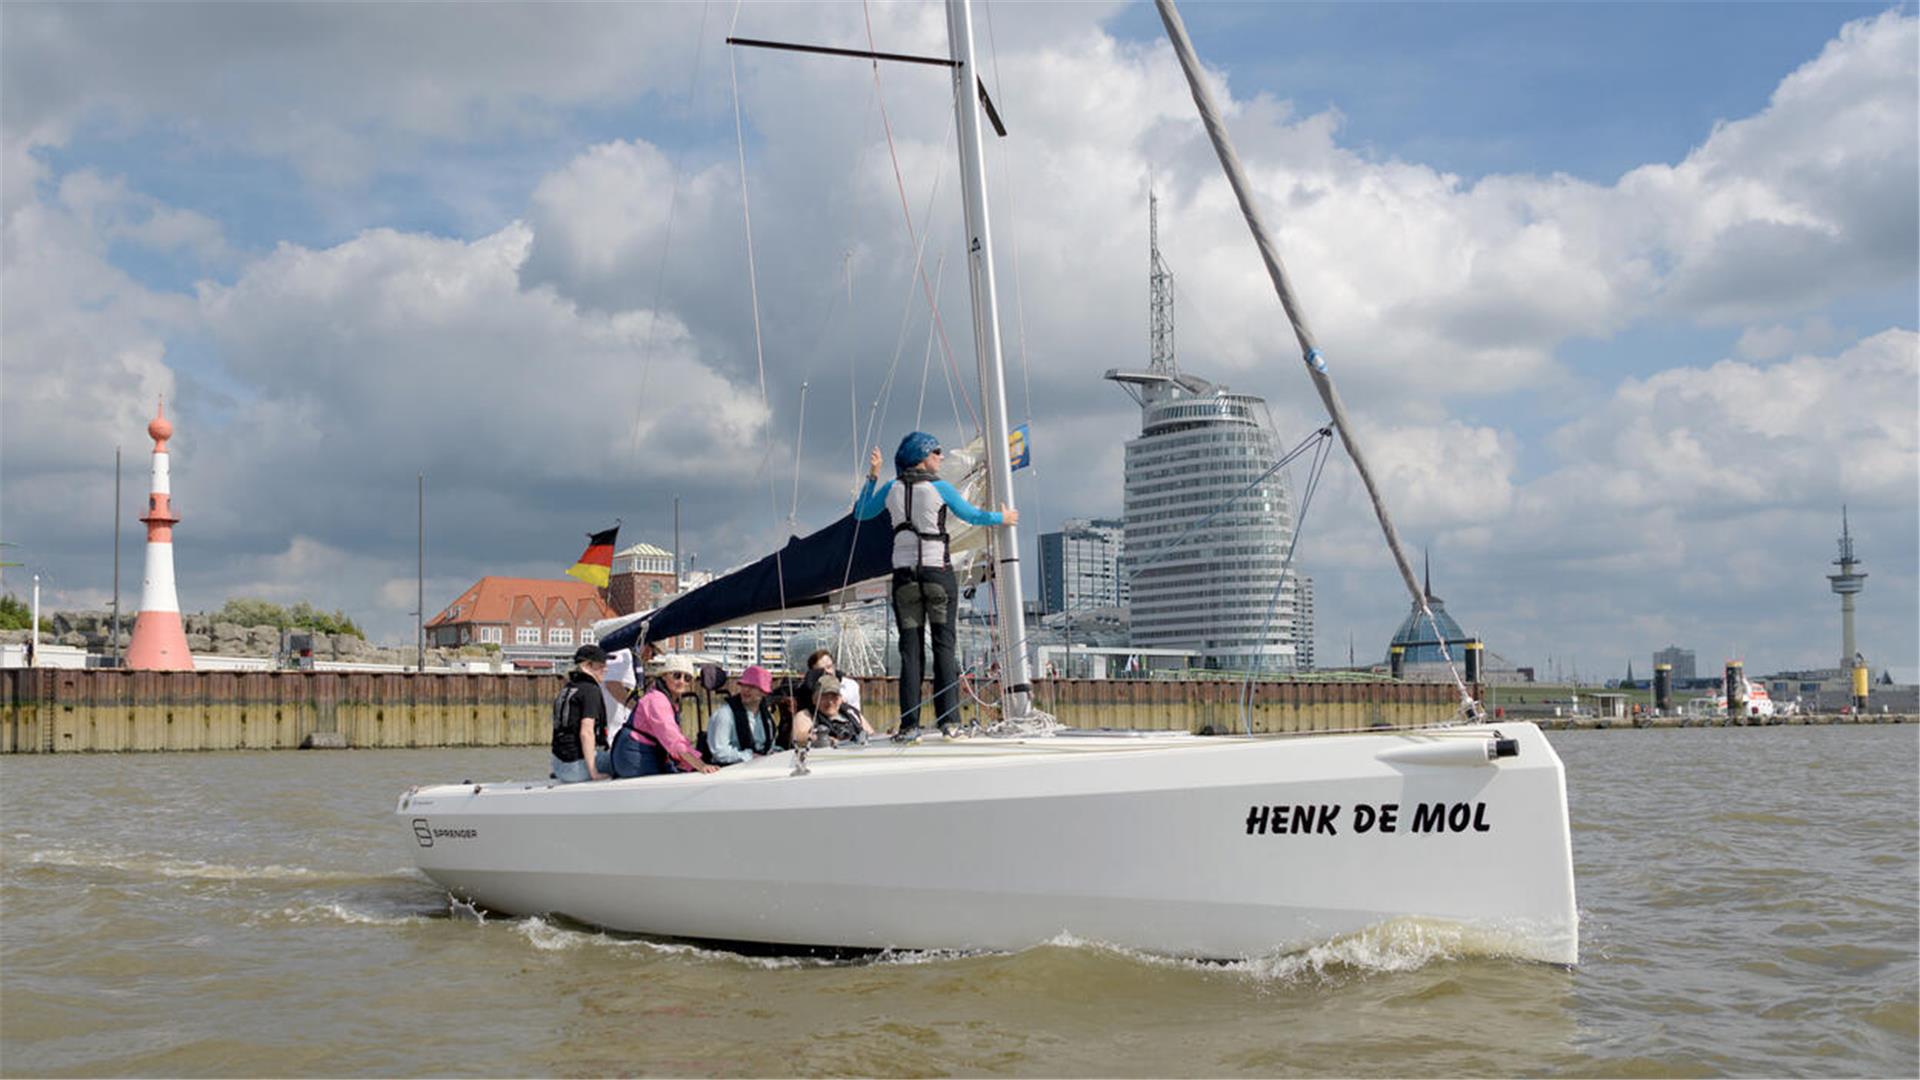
[0,610,491,668]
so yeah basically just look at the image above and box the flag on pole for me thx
[566,526,619,587]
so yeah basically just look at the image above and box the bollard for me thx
[1654,663,1672,713]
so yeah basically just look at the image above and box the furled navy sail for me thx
[596,440,997,654]
[598,512,892,654]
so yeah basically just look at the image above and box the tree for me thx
[211,597,365,639]
[0,594,29,632]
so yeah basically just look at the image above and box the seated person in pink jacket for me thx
[610,654,717,777]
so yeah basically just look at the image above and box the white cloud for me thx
[1627,10,1918,321]
[1541,329,1918,513]
[1735,317,1838,361]
[189,220,772,528]
[1,175,187,478]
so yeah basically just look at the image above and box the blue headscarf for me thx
[894,431,941,474]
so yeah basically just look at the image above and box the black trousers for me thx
[893,565,960,730]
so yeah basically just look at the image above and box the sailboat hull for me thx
[399,723,1577,963]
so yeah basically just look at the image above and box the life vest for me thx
[609,685,675,778]
[704,693,773,763]
[812,703,865,744]
[550,673,606,763]
[886,473,950,569]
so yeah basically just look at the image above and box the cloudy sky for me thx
[3,1,1915,681]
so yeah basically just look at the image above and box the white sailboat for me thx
[398,0,1578,965]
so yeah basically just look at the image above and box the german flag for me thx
[566,526,619,588]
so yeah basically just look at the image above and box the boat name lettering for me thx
[1244,804,1339,835]
[1243,801,1491,836]
[411,818,479,847]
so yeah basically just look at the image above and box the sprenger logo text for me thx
[411,818,478,847]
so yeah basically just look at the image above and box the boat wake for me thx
[13,844,388,886]
[508,916,850,969]
[425,899,1570,980]
[1030,917,1572,983]
[269,900,431,928]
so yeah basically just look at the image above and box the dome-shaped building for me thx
[1381,554,1528,685]
[1388,557,1468,665]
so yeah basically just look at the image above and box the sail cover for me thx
[595,437,999,657]
[597,512,893,654]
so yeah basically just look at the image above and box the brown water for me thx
[3,726,1915,1077]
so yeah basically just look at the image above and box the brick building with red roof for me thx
[426,577,613,663]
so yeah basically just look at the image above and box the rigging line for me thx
[1157,0,1458,713]
[835,7,973,598]
[856,91,960,472]
[981,0,1037,450]
[939,309,970,443]
[828,59,883,495]
[915,253,948,429]
[861,0,981,434]
[789,381,810,529]
[628,0,713,478]
[857,106,955,473]
[1418,578,1477,722]
[1238,431,1332,734]
[1124,426,1332,581]
[988,428,1336,681]
[846,252,860,483]
[727,22,791,618]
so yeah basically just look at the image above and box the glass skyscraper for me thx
[1106,369,1305,672]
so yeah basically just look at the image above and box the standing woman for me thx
[610,654,717,777]
[853,432,1017,739]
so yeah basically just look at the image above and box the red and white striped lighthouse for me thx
[126,398,194,670]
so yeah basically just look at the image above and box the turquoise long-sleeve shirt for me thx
[852,476,1004,526]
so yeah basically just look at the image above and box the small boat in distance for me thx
[1688,678,1779,719]
[398,0,1579,965]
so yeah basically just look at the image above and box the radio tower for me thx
[126,398,194,670]
[1149,188,1176,373]
[1826,507,1867,671]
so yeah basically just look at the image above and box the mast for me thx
[1154,0,1475,716]
[945,0,1032,715]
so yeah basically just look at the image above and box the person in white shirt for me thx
[802,648,861,714]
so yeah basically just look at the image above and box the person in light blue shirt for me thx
[852,432,1018,739]
[707,664,776,765]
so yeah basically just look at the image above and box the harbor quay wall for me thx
[8,668,1900,753]
[1,669,1467,753]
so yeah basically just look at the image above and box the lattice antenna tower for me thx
[1149,188,1176,374]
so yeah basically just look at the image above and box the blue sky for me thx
[1111,3,1894,183]
[4,1,1915,683]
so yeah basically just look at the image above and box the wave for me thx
[1024,917,1573,982]
[431,903,1570,978]
[267,901,430,928]
[506,917,837,968]
[13,845,388,885]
